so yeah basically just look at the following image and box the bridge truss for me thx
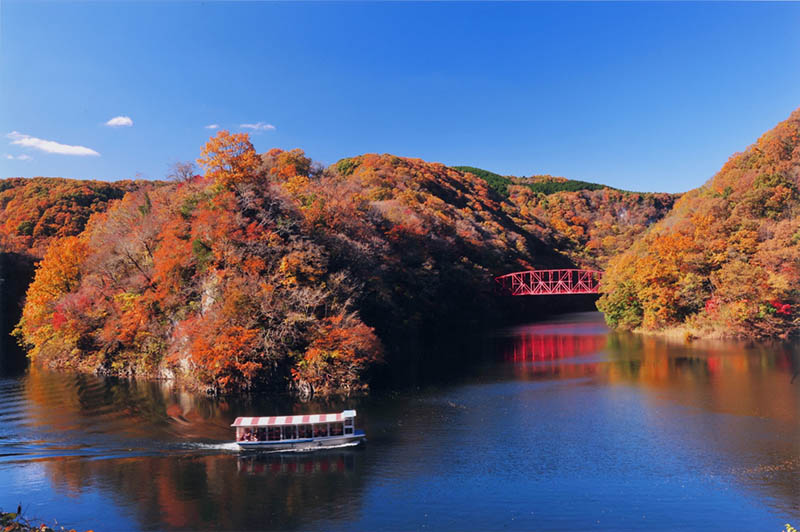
[495,269,603,296]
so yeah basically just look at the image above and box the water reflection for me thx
[36,452,367,530]
[237,452,357,475]
[606,333,800,512]
[498,320,799,520]
[498,318,608,380]
[13,368,235,455]
[604,333,800,421]
[0,312,797,530]
[1,370,369,530]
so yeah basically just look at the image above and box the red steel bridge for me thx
[495,269,603,296]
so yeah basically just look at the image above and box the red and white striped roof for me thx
[232,411,354,427]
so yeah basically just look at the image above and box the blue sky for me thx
[1,2,799,193]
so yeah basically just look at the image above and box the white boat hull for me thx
[236,430,365,452]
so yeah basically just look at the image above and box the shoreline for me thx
[1,510,93,532]
[627,322,797,344]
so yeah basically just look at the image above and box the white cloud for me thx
[7,131,100,156]
[105,115,133,127]
[4,153,33,161]
[240,122,276,131]
[205,124,220,129]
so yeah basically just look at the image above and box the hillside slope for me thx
[0,177,148,257]
[0,178,149,372]
[507,187,678,269]
[453,167,678,269]
[15,134,570,395]
[597,107,800,338]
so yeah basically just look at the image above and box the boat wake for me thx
[173,442,241,453]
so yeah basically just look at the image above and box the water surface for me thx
[1,312,797,530]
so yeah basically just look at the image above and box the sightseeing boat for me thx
[232,410,365,451]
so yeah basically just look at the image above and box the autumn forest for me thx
[2,107,799,396]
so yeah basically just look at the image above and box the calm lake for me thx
[0,312,798,531]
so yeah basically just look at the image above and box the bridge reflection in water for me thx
[500,319,608,379]
[507,332,607,363]
[2,314,798,530]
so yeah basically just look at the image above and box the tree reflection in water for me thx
[500,321,799,514]
[39,452,367,529]
[12,369,369,530]
[3,313,798,530]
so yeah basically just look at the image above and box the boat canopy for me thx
[231,410,356,428]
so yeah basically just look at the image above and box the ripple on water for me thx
[0,314,798,531]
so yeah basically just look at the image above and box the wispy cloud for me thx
[7,131,100,156]
[4,153,32,161]
[205,124,220,129]
[105,115,133,127]
[240,122,276,131]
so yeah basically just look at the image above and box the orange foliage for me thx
[197,131,260,189]
[507,186,677,269]
[599,106,800,338]
[16,134,385,394]
[292,314,382,395]
[0,177,146,257]
[15,236,88,364]
[189,323,262,391]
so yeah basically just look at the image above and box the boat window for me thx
[298,424,312,438]
[268,427,281,441]
[344,425,353,435]
[257,428,267,441]
[282,425,296,440]
[330,423,343,436]
[314,424,328,438]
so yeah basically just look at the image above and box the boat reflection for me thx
[237,452,357,475]
[5,368,371,529]
[3,312,797,530]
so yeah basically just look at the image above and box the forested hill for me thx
[454,166,678,269]
[598,106,800,338]
[0,178,151,373]
[8,136,676,395]
[452,166,609,197]
[0,177,150,257]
